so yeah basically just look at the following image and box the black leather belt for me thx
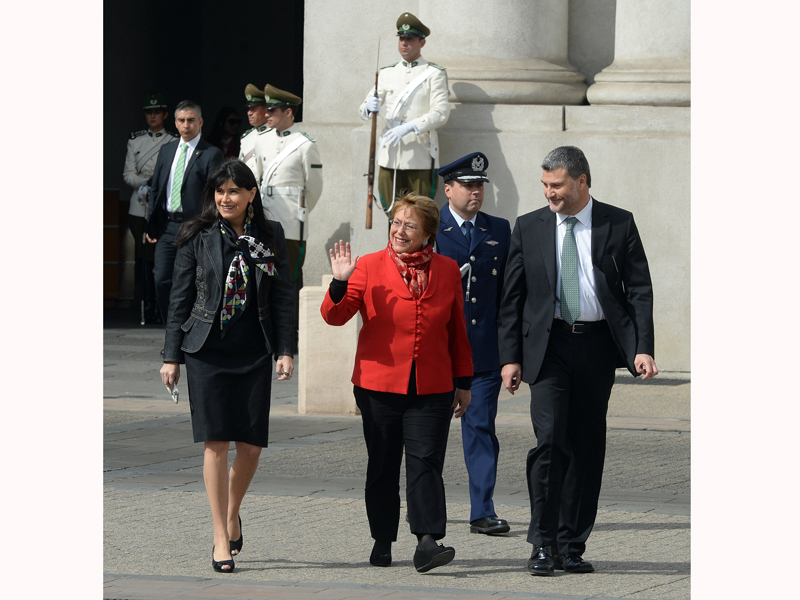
[166,212,183,223]
[553,319,608,334]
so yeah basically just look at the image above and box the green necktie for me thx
[169,143,187,212]
[560,216,580,325]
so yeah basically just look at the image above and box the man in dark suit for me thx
[435,152,511,536]
[146,100,224,324]
[497,146,658,576]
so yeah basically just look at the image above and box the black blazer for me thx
[163,221,296,363]
[497,199,654,382]
[146,138,224,238]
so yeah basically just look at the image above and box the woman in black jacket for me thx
[160,158,295,573]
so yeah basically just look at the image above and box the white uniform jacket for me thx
[123,129,177,217]
[238,124,271,185]
[255,124,323,241]
[359,57,450,170]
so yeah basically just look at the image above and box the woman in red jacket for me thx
[321,194,472,573]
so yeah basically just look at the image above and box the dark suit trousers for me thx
[353,369,453,542]
[153,221,181,324]
[526,321,617,555]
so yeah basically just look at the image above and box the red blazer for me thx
[321,248,473,395]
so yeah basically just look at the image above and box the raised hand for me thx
[329,240,359,281]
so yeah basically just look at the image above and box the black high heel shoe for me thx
[212,545,235,573]
[230,515,243,555]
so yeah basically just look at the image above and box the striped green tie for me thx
[560,216,580,325]
[169,143,187,212]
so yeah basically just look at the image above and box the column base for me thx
[587,63,690,107]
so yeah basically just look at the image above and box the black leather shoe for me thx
[370,548,392,567]
[554,552,594,573]
[413,544,455,573]
[229,515,243,555]
[470,515,510,535]
[526,545,555,576]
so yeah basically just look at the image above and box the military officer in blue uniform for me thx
[435,152,511,535]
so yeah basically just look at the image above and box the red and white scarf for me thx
[386,242,433,300]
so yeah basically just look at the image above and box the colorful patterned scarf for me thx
[387,241,433,300]
[219,215,277,334]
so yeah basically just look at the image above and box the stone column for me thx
[587,0,690,106]
[420,0,586,104]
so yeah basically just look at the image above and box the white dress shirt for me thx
[555,197,605,322]
[447,204,476,240]
[166,133,202,214]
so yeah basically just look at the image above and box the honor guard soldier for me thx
[435,152,511,536]
[239,83,272,183]
[123,93,177,322]
[360,12,450,215]
[254,84,323,333]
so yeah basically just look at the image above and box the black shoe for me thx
[414,544,455,573]
[554,552,594,573]
[470,515,510,535]
[527,545,555,576]
[369,541,392,567]
[230,515,243,555]
[211,545,235,573]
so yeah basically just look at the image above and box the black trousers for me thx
[353,370,453,542]
[526,321,617,555]
[153,220,181,324]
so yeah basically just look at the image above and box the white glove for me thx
[366,96,381,114]
[382,122,417,147]
[137,184,151,202]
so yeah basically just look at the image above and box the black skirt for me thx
[185,292,273,447]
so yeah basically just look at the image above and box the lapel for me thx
[182,139,205,188]
[590,198,610,267]
[200,226,225,295]
[471,212,490,252]
[536,209,557,294]
[438,205,469,250]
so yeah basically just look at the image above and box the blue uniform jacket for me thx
[436,205,511,373]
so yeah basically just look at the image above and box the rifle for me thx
[366,38,380,229]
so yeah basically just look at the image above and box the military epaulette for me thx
[241,127,255,138]
[301,132,316,142]
[427,62,446,70]
[167,131,179,138]
[130,130,148,139]
[381,63,397,70]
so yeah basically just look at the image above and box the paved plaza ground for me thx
[104,311,690,600]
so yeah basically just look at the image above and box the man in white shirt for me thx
[360,12,450,217]
[239,83,272,183]
[123,92,177,323]
[497,146,658,576]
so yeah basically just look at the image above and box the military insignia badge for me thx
[402,23,410,30]
[150,98,157,105]
[471,156,485,171]
[486,240,499,246]
[443,227,453,232]
[246,94,253,101]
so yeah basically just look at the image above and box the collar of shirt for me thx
[257,124,269,132]
[178,132,202,153]
[448,204,476,229]
[275,124,295,137]
[147,128,165,138]
[556,196,593,229]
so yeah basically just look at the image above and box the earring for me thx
[215,207,219,216]
[248,204,254,218]
[421,238,429,248]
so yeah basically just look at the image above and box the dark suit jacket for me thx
[146,138,224,238]
[436,206,510,373]
[497,199,654,382]
[163,221,296,363]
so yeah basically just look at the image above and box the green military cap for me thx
[262,84,302,109]
[244,83,267,107]
[396,12,429,38]
[143,93,167,110]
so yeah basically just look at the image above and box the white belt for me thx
[263,185,303,197]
